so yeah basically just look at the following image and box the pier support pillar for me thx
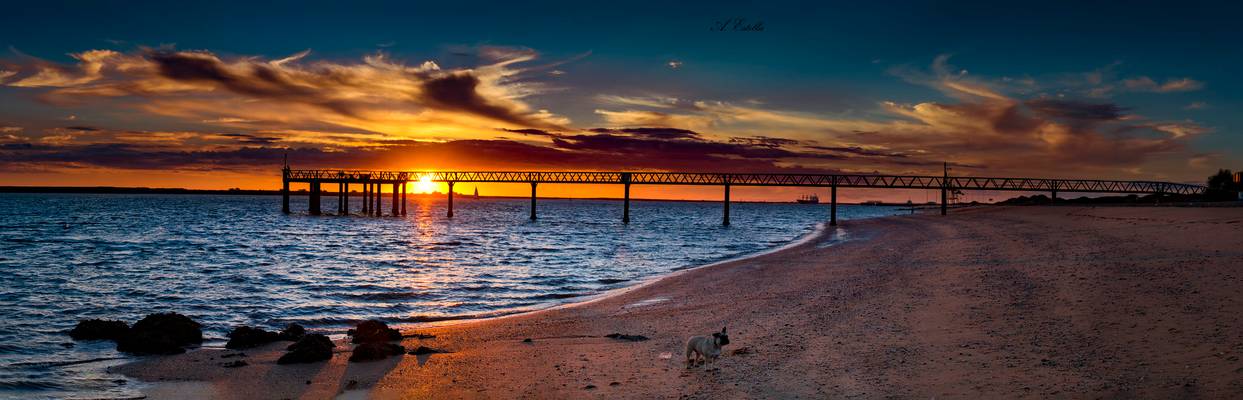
[940,187,947,216]
[1051,190,1058,203]
[364,182,371,215]
[447,182,455,218]
[622,173,631,224]
[343,183,350,215]
[309,180,322,215]
[623,183,631,224]
[830,182,837,226]
[530,182,538,221]
[391,183,399,216]
[281,179,290,214]
[401,183,407,216]
[374,183,382,216]
[338,182,344,215]
[723,182,731,226]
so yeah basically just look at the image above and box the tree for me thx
[1206,169,1239,201]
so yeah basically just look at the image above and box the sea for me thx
[0,193,900,399]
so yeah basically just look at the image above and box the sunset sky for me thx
[1,1,1239,201]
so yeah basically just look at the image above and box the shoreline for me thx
[113,206,1243,398]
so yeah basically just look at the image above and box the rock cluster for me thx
[348,320,402,344]
[277,333,336,364]
[68,319,129,341]
[70,313,203,355]
[346,320,404,363]
[225,324,307,349]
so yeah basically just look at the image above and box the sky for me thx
[1,0,1239,201]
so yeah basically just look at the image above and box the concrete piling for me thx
[530,182,537,221]
[447,182,455,218]
[622,173,631,224]
[830,182,837,227]
[309,180,321,215]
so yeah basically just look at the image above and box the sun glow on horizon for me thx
[415,175,437,193]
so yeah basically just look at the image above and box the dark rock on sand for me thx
[349,342,405,362]
[403,332,435,339]
[408,346,449,355]
[220,360,247,368]
[277,334,335,364]
[225,326,279,349]
[115,313,202,355]
[348,320,402,344]
[69,319,129,341]
[277,324,306,341]
[604,333,649,342]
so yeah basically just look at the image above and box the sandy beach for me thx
[113,206,1243,399]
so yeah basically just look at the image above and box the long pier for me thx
[281,169,1206,225]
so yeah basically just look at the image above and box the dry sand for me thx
[113,206,1243,399]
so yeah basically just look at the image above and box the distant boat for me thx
[796,194,819,204]
[861,200,884,205]
[473,187,479,199]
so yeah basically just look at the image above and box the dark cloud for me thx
[1024,99,1126,121]
[729,136,799,149]
[498,128,558,137]
[421,72,560,129]
[588,127,701,140]
[148,50,360,117]
[64,126,101,131]
[806,145,907,158]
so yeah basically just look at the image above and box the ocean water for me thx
[0,193,899,399]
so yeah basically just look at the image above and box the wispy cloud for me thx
[2,46,574,136]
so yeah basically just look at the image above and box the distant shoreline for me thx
[0,186,911,205]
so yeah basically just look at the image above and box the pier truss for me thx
[282,169,1207,224]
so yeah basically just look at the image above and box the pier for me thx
[281,169,1207,224]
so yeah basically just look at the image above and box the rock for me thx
[348,320,402,344]
[277,324,306,341]
[604,333,649,342]
[408,346,448,355]
[277,334,335,364]
[522,338,533,343]
[584,384,596,390]
[116,313,202,355]
[403,332,435,339]
[225,326,279,349]
[349,342,405,362]
[69,319,129,341]
[731,347,753,356]
[221,360,247,368]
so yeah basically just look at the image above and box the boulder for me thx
[408,346,448,355]
[68,319,129,341]
[277,334,335,364]
[347,320,402,344]
[277,324,306,341]
[116,313,202,355]
[349,342,405,362]
[225,326,279,349]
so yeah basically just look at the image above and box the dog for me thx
[685,327,729,368]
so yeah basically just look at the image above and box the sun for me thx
[415,175,437,194]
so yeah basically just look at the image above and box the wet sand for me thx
[114,206,1243,399]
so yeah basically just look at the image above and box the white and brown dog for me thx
[685,327,729,368]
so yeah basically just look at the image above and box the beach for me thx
[114,206,1243,399]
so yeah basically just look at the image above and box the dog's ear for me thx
[721,326,727,334]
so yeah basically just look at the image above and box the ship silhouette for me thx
[796,194,819,204]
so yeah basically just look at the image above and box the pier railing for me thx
[281,169,1207,225]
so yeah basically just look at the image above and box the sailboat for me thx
[473,186,479,200]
